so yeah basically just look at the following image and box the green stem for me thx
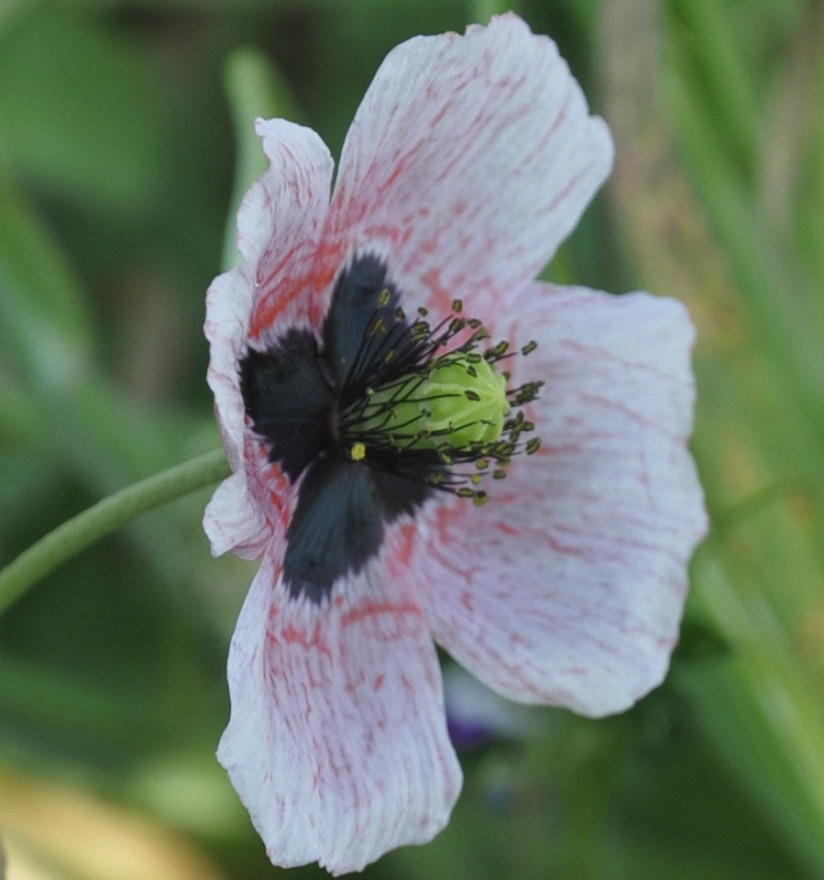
[0,448,230,615]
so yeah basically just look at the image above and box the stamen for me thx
[337,298,543,503]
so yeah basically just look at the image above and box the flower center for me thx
[335,294,542,505]
[345,352,510,451]
[239,255,543,600]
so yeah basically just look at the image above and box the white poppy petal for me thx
[324,13,612,318]
[411,284,706,716]
[203,469,269,559]
[245,118,335,339]
[204,119,333,557]
[217,547,462,874]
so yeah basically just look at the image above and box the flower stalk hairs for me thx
[204,13,706,875]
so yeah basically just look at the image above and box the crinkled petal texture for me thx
[322,12,613,320]
[408,283,706,716]
[217,542,462,875]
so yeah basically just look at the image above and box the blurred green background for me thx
[2,0,824,877]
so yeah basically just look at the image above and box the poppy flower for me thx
[204,12,706,875]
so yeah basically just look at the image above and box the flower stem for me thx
[0,448,230,615]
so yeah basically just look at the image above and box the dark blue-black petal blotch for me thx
[240,255,542,603]
[240,256,434,602]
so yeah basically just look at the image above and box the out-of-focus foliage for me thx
[1,0,823,877]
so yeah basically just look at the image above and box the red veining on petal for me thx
[255,244,301,297]
[382,158,407,193]
[341,599,422,628]
[393,523,417,569]
[275,621,332,656]
[250,265,326,337]
[397,674,412,695]
[250,239,344,339]
[422,503,481,586]
[263,465,289,515]
[541,527,591,559]
[579,393,682,440]
[360,222,411,248]
[421,267,459,315]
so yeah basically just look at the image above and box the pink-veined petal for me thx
[203,469,269,560]
[205,268,255,474]
[204,119,333,557]
[217,534,462,875]
[408,284,706,716]
[245,119,336,339]
[322,13,612,320]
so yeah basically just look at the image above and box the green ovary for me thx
[360,354,510,451]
